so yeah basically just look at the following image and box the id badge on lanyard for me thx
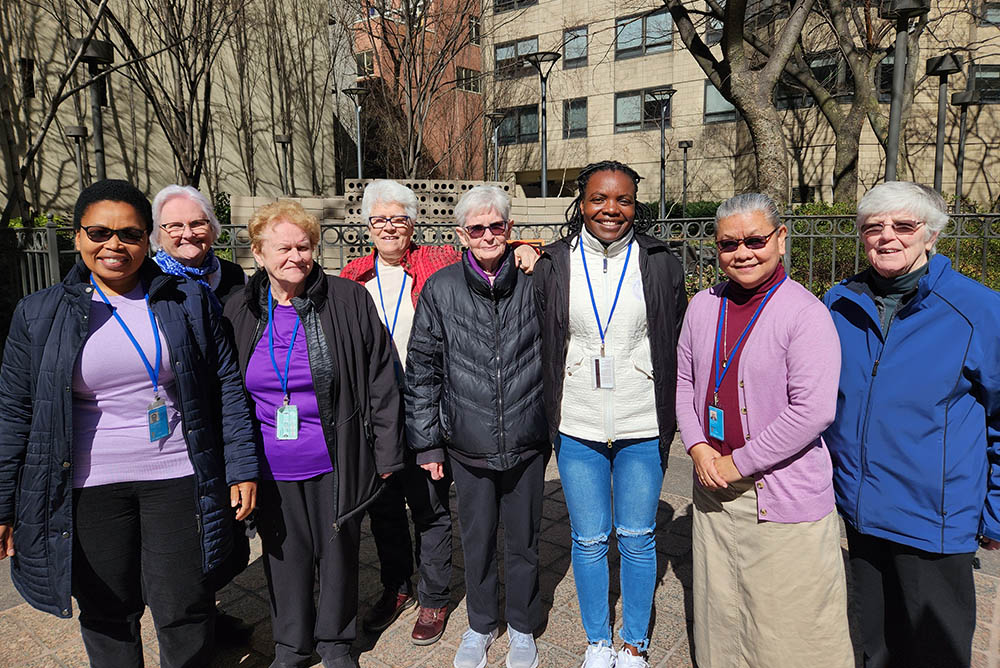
[591,355,615,389]
[276,402,299,440]
[268,290,302,441]
[580,241,631,392]
[147,397,170,441]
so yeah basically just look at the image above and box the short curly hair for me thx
[247,200,321,252]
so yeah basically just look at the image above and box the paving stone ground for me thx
[1,445,997,668]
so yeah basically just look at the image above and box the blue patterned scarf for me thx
[155,248,223,313]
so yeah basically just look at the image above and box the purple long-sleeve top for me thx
[675,277,842,523]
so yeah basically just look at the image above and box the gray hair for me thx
[150,185,221,251]
[361,180,419,222]
[714,193,781,230]
[857,181,948,250]
[455,185,511,227]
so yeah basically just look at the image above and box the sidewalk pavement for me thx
[1,446,998,668]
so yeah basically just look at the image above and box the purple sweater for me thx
[676,278,841,523]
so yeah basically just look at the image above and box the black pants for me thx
[451,452,544,635]
[846,525,976,668]
[367,461,453,608]
[72,475,214,668]
[257,473,361,668]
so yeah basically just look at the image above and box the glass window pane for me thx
[520,107,538,141]
[616,92,641,131]
[565,27,587,63]
[569,99,587,128]
[646,10,672,50]
[499,115,516,144]
[496,43,515,62]
[616,17,643,54]
[975,66,1000,102]
[984,3,1000,23]
[518,37,538,56]
[643,93,665,127]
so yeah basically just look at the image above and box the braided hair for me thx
[564,160,653,237]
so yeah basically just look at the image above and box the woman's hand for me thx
[0,525,13,559]
[689,443,728,489]
[715,455,744,483]
[230,482,257,521]
[513,244,540,274]
[420,462,445,481]
[981,537,1000,551]
[380,472,393,480]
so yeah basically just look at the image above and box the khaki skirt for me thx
[691,479,854,668]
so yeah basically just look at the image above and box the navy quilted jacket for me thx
[0,259,258,618]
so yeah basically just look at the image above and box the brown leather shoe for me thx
[410,605,449,646]
[363,589,415,631]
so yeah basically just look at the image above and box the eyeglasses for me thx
[369,215,412,230]
[79,225,147,245]
[160,219,211,235]
[715,228,778,253]
[464,221,507,239]
[860,220,924,237]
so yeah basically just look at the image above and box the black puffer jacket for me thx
[405,249,548,470]
[224,265,405,526]
[534,233,687,467]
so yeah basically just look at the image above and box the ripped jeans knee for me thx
[571,529,610,559]
[614,524,656,559]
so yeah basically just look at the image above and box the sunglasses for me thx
[79,225,147,245]
[715,228,778,253]
[369,215,412,230]
[464,221,507,239]
[860,220,924,237]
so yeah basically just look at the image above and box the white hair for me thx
[714,193,781,229]
[150,185,221,251]
[455,185,511,227]
[361,180,419,222]
[857,181,949,250]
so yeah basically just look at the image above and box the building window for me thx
[469,16,481,44]
[457,67,481,93]
[495,36,538,78]
[705,1,723,45]
[704,81,737,123]
[495,0,537,13]
[498,105,539,145]
[355,51,374,77]
[615,9,672,59]
[981,1,1000,24]
[973,64,1000,102]
[564,26,588,68]
[563,98,588,138]
[775,73,811,110]
[614,88,670,133]
[876,53,893,103]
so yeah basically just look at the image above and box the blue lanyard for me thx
[580,239,632,355]
[90,278,162,397]
[267,290,301,401]
[712,278,786,401]
[375,259,407,339]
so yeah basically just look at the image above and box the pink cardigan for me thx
[675,278,841,523]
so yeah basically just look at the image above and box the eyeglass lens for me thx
[861,221,921,236]
[82,225,147,244]
[716,232,772,252]
[370,216,411,230]
[465,222,507,239]
[162,219,210,234]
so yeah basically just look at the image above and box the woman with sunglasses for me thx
[823,182,1000,667]
[675,193,852,668]
[0,179,258,667]
[152,185,248,311]
[340,180,539,645]
[533,160,687,668]
[406,186,548,668]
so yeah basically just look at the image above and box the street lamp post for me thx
[926,54,962,193]
[678,140,693,217]
[70,38,114,181]
[343,86,369,181]
[274,134,292,195]
[485,111,506,182]
[66,126,89,191]
[880,0,930,181]
[951,77,981,214]
[647,86,676,220]
[522,51,561,198]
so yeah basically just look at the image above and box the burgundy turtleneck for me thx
[703,263,787,456]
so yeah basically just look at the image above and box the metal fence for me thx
[4,214,1000,303]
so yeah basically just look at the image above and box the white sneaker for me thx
[506,627,539,668]
[615,648,649,668]
[454,627,498,668]
[580,641,616,668]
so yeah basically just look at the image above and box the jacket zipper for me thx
[856,306,897,530]
[491,285,508,469]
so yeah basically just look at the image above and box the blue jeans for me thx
[555,433,664,650]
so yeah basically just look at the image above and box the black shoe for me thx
[215,610,254,646]
[363,589,416,631]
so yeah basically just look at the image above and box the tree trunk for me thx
[832,107,865,204]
